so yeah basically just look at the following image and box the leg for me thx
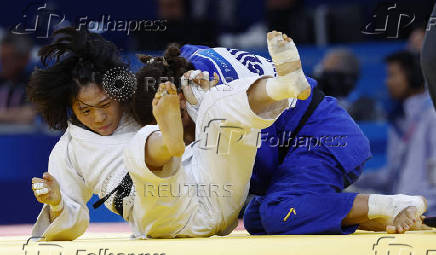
[145,82,185,170]
[247,31,312,114]
[248,145,360,235]
[243,196,267,235]
[257,192,359,235]
[342,194,369,226]
[346,193,428,233]
[182,31,311,118]
[262,31,311,101]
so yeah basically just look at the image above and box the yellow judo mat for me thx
[1,229,436,255]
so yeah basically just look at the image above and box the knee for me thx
[258,195,304,235]
[243,197,267,235]
[258,193,358,235]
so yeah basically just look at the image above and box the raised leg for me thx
[145,82,185,170]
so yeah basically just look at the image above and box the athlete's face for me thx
[386,62,409,100]
[72,83,123,136]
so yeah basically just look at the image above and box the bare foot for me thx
[358,217,390,232]
[152,82,185,157]
[266,30,311,100]
[386,206,423,234]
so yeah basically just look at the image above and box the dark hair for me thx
[385,50,424,90]
[27,27,126,130]
[131,44,194,126]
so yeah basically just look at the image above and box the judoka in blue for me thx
[180,44,372,235]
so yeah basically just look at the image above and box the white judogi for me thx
[32,57,291,240]
[32,115,141,241]
[126,76,290,238]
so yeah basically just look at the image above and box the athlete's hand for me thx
[32,172,61,207]
[181,70,219,106]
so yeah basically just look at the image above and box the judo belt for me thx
[278,87,325,165]
[92,173,133,217]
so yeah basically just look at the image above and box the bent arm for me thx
[32,138,92,241]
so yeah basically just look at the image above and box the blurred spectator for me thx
[421,2,436,110]
[353,50,436,215]
[266,0,313,44]
[313,48,382,121]
[0,33,35,124]
[407,26,426,55]
[134,0,217,51]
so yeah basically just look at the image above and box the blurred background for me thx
[0,0,435,224]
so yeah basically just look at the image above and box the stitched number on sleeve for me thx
[227,49,265,75]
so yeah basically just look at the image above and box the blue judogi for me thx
[180,45,372,235]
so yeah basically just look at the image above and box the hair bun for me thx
[164,43,181,59]
[136,54,154,64]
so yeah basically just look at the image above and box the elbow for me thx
[169,143,185,157]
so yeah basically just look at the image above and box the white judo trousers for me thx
[124,76,290,238]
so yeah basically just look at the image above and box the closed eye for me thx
[101,102,111,108]
[81,109,90,115]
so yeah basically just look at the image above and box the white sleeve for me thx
[31,136,93,241]
[124,125,181,184]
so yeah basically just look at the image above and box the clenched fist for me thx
[32,172,61,207]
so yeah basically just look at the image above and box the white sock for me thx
[368,194,426,219]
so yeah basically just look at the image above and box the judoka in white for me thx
[30,30,312,240]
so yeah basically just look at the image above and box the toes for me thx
[402,222,410,231]
[405,218,414,227]
[396,224,404,234]
[282,33,293,43]
[386,225,397,234]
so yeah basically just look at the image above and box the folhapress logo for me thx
[11,2,65,39]
[362,2,415,39]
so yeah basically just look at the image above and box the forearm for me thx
[48,199,64,223]
[144,131,173,171]
[421,3,436,108]
[32,201,89,241]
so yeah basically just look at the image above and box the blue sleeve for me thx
[180,44,210,60]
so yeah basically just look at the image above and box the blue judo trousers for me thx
[180,44,372,235]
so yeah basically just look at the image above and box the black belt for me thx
[93,173,133,216]
[278,87,325,164]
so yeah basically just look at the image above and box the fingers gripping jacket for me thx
[180,70,211,122]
